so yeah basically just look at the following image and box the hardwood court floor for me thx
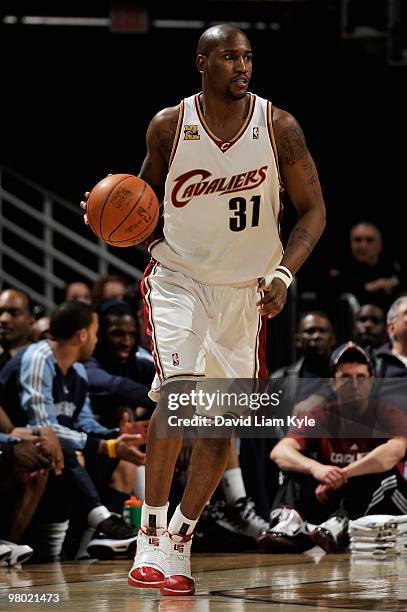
[1,549,407,611]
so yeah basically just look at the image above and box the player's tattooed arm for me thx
[273,107,326,275]
[285,225,317,255]
[277,118,307,166]
[139,105,180,201]
[139,159,163,201]
[155,116,178,162]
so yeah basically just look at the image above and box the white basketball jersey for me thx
[150,92,283,286]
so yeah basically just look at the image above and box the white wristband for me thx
[261,267,293,290]
[275,265,293,282]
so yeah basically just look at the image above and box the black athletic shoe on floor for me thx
[257,508,314,554]
[310,516,349,553]
[87,514,138,560]
[223,497,270,539]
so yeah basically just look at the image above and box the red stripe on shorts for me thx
[257,315,268,379]
[141,258,163,380]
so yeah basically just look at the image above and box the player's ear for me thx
[196,54,207,74]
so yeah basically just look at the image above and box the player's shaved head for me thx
[197,24,250,56]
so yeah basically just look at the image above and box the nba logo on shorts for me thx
[252,126,259,139]
[172,352,180,366]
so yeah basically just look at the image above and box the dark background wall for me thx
[1,1,406,288]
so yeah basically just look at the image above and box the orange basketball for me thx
[86,174,159,247]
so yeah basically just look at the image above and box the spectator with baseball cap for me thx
[258,341,407,555]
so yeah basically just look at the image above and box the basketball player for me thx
[82,24,326,596]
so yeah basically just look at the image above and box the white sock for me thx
[221,467,246,505]
[37,521,69,558]
[141,502,169,530]
[87,505,111,528]
[133,465,145,500]
[168,505,198,536]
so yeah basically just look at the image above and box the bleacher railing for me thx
[0,165,143,312]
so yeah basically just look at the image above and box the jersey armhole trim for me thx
[267,101,284,192]
[169,100,185,168]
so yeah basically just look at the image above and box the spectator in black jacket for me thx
[353,304,387,376]
[353,304,387,351]
[328,222,402,311]
[271,311,335,380]
[375,296,407,378]
[85,299,155,509]
[85,299,155,425]
[0,290,34,371]
[270,311,336,410]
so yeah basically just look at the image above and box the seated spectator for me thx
[86,299,155,424]
[353,304,387,375]
[375,296,407,377]
[85,299,155,510]
[259,342,407,554]
[0,301,145,559]
[270,311,336,414]
[239,312,336,521]
[30,315,51,342]
[91,274,129,307]
[65,281,92,305]
[0,427,61,565]
[327,222,402,311]
[353,304,387,350]
[271,311,335,380]
[0,289,34,371]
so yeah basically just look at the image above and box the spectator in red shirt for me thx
[258,341,407,554]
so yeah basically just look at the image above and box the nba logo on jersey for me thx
[252,126,259,139]
[172,352,180,366]
[184,125,200,140]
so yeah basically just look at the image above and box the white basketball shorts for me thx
[141,261,267,401]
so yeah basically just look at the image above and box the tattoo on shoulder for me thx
[287,226,317,254]
[278,120,307,165]
[155,116,178,161]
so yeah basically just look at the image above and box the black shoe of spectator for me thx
[223,497,270,539]
[193,501,256,552]
[310,516,349,553]
[257,508,314,554]
[87,514,138,560]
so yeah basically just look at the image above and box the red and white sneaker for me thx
[160,533,195,596]
[128,527,168,589]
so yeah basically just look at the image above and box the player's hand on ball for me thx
[80,192,90,225]
[256,277,287,318]
[80,174,112,225]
